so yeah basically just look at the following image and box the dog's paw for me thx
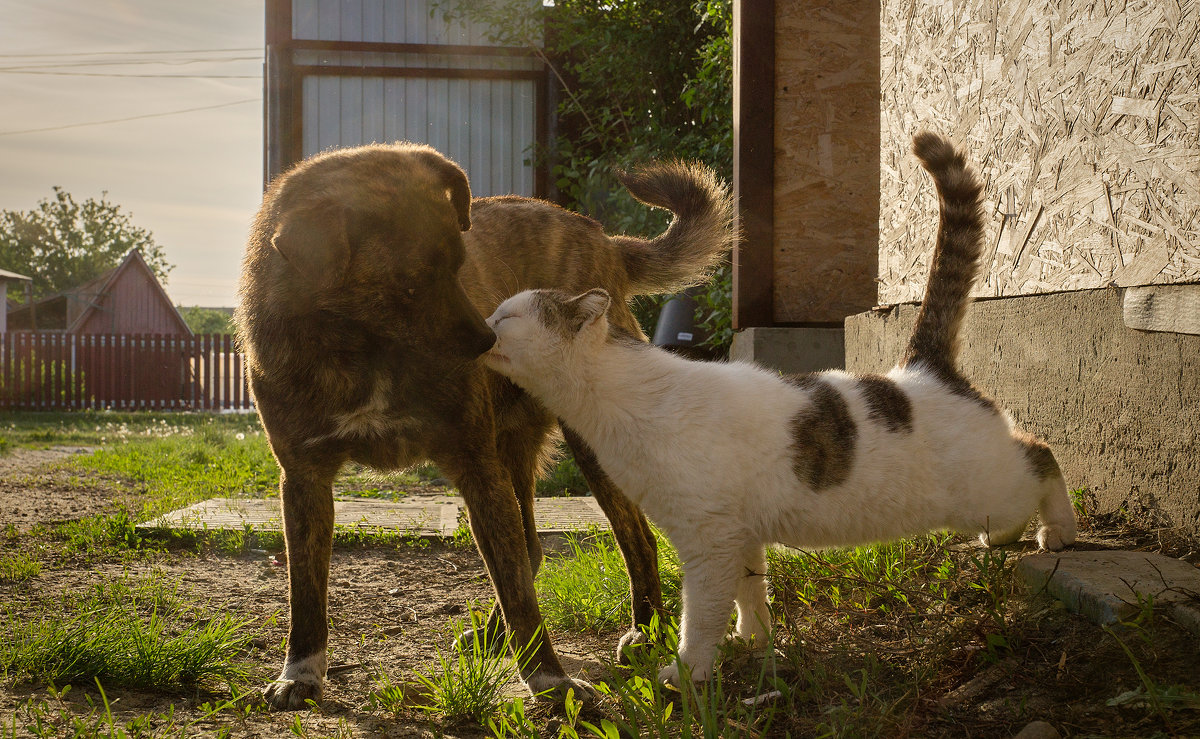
[264,654,326,711]
[525,673,600,705]
[616,627,650,665]
[263,676,323,711]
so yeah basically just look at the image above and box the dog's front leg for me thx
[263,453,340,710]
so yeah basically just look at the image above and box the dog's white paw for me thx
[263,676,323,710]
[263,654,326,711]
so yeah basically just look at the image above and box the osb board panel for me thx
[773,0,880,323]
[880,0,1200,304]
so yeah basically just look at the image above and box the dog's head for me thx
[248,143,494,359]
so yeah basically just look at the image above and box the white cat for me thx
[482,133,1076,684]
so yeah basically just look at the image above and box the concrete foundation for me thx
[730,326,845,374]
[845,287,1200,540]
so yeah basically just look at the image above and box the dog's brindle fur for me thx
[235,143,732,708]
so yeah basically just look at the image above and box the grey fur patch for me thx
[785,374,857,490]
[529,289,579,337]
[1017,435,1061,481]
[856,375,913,432]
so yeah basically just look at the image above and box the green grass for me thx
[369,613,536,728]
[4,683,259,739]
[0,411,262,449]
[536,528,682,633]
[0,552,42,584]
[0,570,252,691]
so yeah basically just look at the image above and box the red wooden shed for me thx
[7,249,191,335]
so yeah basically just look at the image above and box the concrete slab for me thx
[139,495,612,539]
[1018,550,1200,636]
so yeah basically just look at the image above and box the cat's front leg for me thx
[659,550,742,685]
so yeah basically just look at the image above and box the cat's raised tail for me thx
[901,133,986,376]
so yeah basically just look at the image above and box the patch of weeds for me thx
[0,551,41,584]
[537,528,682,633]
[371,613,535,727]
[6,681,259,739]
[0,434,11,456]
[53,508,146,557]
[0,570,252,691]
[1103,594,1200,732]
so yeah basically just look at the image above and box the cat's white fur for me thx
[483,135,1076,683]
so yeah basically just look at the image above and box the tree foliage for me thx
[440,0,734,352]
[0,187,172,301]
[177,306,234,335]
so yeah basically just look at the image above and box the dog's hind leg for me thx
[432,388,595,703]
[262,445,344,710]
[562,424,665,663]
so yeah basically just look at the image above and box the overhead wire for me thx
[0,99,259,137]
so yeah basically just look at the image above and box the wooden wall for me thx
[733,0,881,327]
[880,0,1200,304]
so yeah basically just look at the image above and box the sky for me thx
[0,0,264,308]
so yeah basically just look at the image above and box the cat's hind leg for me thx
[978,518,1029,548]
[732,545,771,648]
[659,548,742,685]
[1035,471,1076,551]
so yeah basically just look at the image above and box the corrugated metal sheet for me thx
[301,76,536,196]
[290,0,541,197]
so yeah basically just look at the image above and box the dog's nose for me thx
[473,326,497,356]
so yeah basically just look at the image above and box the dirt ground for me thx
[2,448,1199,738]
[0,449,616,738]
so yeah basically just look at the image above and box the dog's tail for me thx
[900,132,986,375]
[613,162,735,294]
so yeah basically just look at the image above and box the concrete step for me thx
[1018,549,1200,636]
[138,495,611,539]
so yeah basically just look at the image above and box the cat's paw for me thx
[616,628,650,665]
[658,660,711,686]
[1037,524,1074,551]
[525,673,600,705]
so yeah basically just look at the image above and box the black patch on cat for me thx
[784,374,857,490]
[1017,435,1060,481]
[856,375,913,433]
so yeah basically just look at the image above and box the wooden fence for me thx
[0,333,252,411]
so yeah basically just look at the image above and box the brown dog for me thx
[234,142,732,708]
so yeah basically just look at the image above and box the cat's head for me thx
[483,288,612,386]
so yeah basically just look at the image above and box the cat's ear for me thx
[569,288,611,333]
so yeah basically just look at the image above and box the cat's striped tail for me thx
[900,132,986,375]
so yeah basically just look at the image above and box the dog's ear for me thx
[270,204,350,290]
[415,150,472,231]
[567,288,611,333]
